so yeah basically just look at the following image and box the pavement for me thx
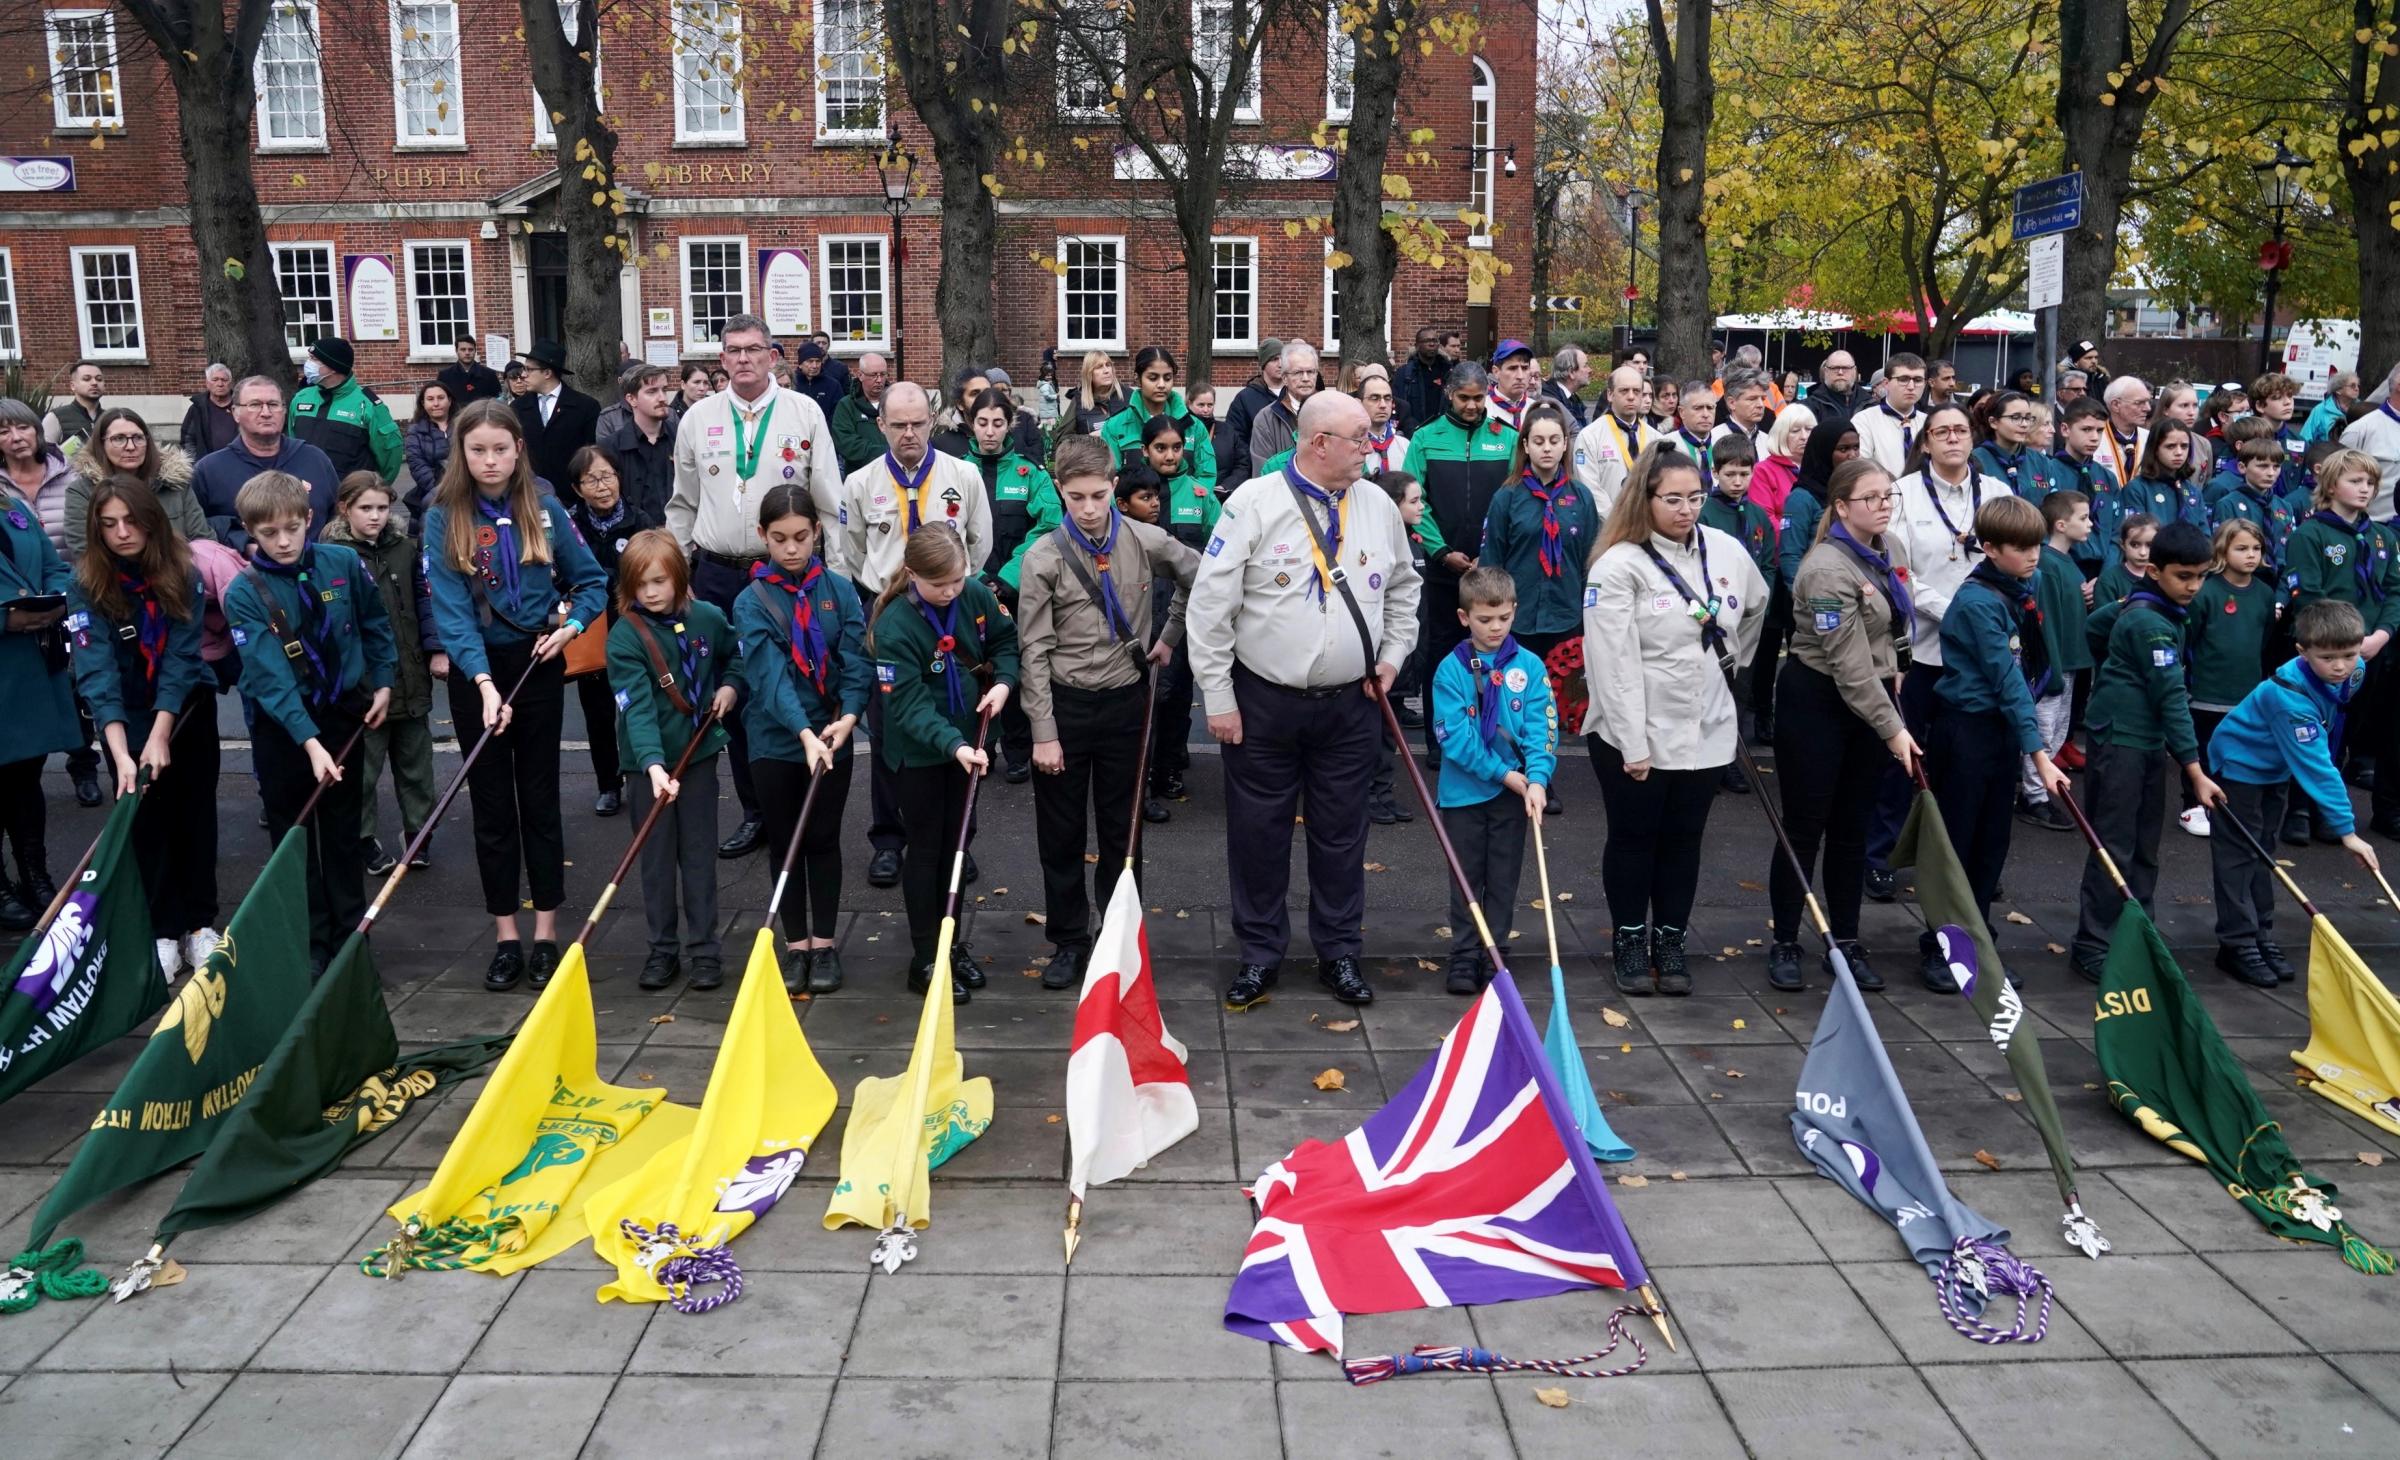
[5,695,2400,1458]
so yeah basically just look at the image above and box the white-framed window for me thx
[672,0,744,144]
[679,236,750,351]
[403,240,473,360]
[390,0,465,147]
[271,242,339,356]
[70,246,144,361]
[818,235,889,350]
[1326,4,1355,122]
[1192,0,1260,123]
[256,2,325,150]
[1055,1,1118,120]
[1323,236,1389,358]
[815,0,883,139]
[1211,237,1257,352]
[44,10,122,130]
[533,0,601,148]
[0,250,20,362]
[1468,56,1495,241]
[1057,235,1126,353]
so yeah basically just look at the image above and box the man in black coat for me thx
[1214,338,1284,484]
[438,332,506,408]
[1391,326,1454,434]
[511,338,602,499]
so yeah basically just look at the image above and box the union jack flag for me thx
[1223,972,1649,1357]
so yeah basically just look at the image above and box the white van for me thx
[2283,318,2360,400]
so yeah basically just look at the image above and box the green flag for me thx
[150,931,506,1246]
[30,830,314,1248]
[1892,791,2102,1257]
[2093,898,2394,1274]
[1,795,167,1106]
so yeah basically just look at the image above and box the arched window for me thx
[1469,57,1495,242]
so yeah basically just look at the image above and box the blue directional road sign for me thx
[2012,173,2083,241]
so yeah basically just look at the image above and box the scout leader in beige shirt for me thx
[1016,474,1199,747]
[835,381,994,593]
[667,314,843,561]
[1788,517,1914,744]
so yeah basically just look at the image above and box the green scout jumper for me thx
[2033,545,2094,676]
[222,543,398,744]
[1099,392,1218,496]
[1699,491,1778,586]
[2283,510,2400,635]
[2089,597,2201,761]
[872,577,1020,769]
[607,600,744,774]
[733,563,872,765]
[2185,573,2278,712]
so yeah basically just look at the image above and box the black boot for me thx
[0,882,33,932]
[1767,940,1804,992]
[806,948,844,994]
[2282,806,2312,847]
[17,845,55,911]
[1918,931,1958,993]
[1832,940,1883,992]
[1653,926,1692,995]
[2214,942,2277,989]
[1612,926,1652,997]
[2257,939,2297,984]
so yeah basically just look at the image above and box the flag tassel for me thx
[573,708,723,947]
[1340,1301,1655,1385]
[0,1239,109,1313]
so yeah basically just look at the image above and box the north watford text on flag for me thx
[1,795,165,1106]
[2291,913,2400,1141]
[1067,877,1197,1199]
[1224,971,1648,1361]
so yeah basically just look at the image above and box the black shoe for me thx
[1395,703,1426,730]
[0,883,34,933]
[73,769,102,807]
[717,816,762,859]
[484,941,525,992]
[594,788,623,817]
[1224,962,1278,1009]
[782,946,812,995]
[527,940,560,989]
[688,956,726,991]
[2017,796,2074,832]
[408,848,431,870]
[1653,926,1692,996]
[1754,715,1776,743]
[2350,759,2378,790]
[1445,959,1481,996]
[953,940,990,989]
[2314,819,2343,845]
[2283,809,2313,847]
[2373,817,2400,842]
[1041,943,1089,991]
[1160,771,1187,800]
[2257,939,2297,984]
[962,852,980,885]
[907,963,969,1004]
[1367,793,1400,825]
[1142,797,1172,824]
[1767,940,1804,991]
[867,849,902,887]
[1389,796,1413,822]
[1919,940,1958,993]
[1003,758,1032,784]
[2214,942,2277,988]
[1718,763,1751,795]
[1864,867,1897,903]
[1612,926,1653,997]
[2069,950,2106,985]
[19,865,56,910]
[1318,955,1374,1005]
[1833,941,1883,992]
[806,948,844,994]
[639,952,681,991]
[364,839,398,877]
[1539,791,1558,816]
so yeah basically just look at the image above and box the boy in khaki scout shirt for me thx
[1016,437,1198,989]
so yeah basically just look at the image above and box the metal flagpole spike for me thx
[1638,1283,1676,1352]
[1063,1197,1084,1266]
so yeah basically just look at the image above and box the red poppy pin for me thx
[475,525,498,548]
[2225,599,2239,614]
[1017,466,1029,477]
[781,444,797,462]
[936,634,956,653]
[1894,566,1911,583]
[800,438,813,452]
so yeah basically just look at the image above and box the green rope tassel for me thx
[2340,1230,2396,1276]
[0,1240,111,1314]
[358,1214,522,1278]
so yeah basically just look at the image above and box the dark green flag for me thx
[30,830,313,1248]
[1892,791,2103,1257]
[0,795,167,1106]
[151,931,507,1245]
[2093,899,2394,1274]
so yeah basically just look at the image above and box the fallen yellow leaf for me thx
[993,886,1009,895]
[1973,1149,2002,1170]
[1617,1174,1649,1187]
[1417,959,1442,972]
[1601,1007,1631,1029]
[1324,1018,1361,1033]
[1619,1042,1633,1053]
[1725,1069,1745,1079]
[1364,861,1389,873]
[2046,942,2068,955]
[2003,1091,2023,1102]
[1026,912,1048,925]
[1435,925,1455,939]
[1533,1386,1572,1408]
[2005,911,2035,926]
[648,1013,675,1025]
[1731,1019,1747,1030]
[2362,1151,2387,1167]
[1313,1068,1347,1092]
[1557,892,1573,902]
[1669,1170,1688,1181]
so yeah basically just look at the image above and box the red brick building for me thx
[0,0,1533,411]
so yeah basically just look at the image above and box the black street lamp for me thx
[2253,133,2304,377]
[875,128,917,380]
[1618,187,1656,334]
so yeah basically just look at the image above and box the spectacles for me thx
[1888,374,1926,386]
[237,399,283,412]
[1999,412,2041,425]
[720,344,772,359]
[1926,425,1972,440]
[1315,429,1370,449]
[1656,492,1705,510]
[1849,492,1897,507]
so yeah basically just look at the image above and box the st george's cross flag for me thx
[1223,970,1647,1359]
[1066,876,1198,1198]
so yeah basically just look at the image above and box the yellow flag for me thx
[824,936,993,1234]
[2293,915,2400,1139]
[385,943,696,1275]
[587,930,837,1303]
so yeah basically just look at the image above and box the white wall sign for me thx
[647,306,677,339]
[2027,234,2063,313]
[758,248,813,337]
[343,254,401,342]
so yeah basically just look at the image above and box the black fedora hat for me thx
[518,338,573,375]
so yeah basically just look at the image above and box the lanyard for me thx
[1638,533,1726,654]
[1281,462,1353,603]
[1922,469,1982,561]
[730,395,777,482]
[888,450,943,532]
[1060,509,1134,641]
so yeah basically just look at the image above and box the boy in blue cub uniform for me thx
[2206,599,2378,989]
[1431,566,1556,996]
[223,469,397,969]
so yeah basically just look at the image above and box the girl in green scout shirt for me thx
[323,471,439,877]
[66,477,216,979]
[1100,346,1218,498]
[2284,448,2400,837]
[2182,518,2277,838]
[1481,402,1599,762]
[421,399,610,995]
[567,445,654,819]
[969,389,1058,782]
[734,486,871,995]
[0,468,83,932]
[2095,513,2158,607]
[868,525,1017,1005]
[2119,421,2210,535]
[1134,413,1213,808]
[608,530,743,994]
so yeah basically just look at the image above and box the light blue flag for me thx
[1544,965,1633,1162]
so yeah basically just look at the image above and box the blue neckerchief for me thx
[2308,509,2389,604]
[751,558,829,695]
[2290,657,2358,761]
[1639,532,1726,654]
[1672,430,1714,489]
[1880,401,1918,458]
[910,586,968,717]
[1449,635,1521,748]
[473,493,522,600]
[1061,508,1134,640]
[647,606,710,726]
[1921,467,1985,558]
[251,545,345,704]
[582,498,630,538]
[1281,460,1344,602]
[1988,446,2037,496]
[1522,471,1576,578]
[888,451,938,532]
[1828,520,1914,629]
[2125,587,2188,623]
[112,559,166,686]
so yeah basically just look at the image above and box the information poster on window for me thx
[343,255,400,342]
[645,340,680,367]
[758,248,812,337]
[487,334,512,368]
[647,306,676,339]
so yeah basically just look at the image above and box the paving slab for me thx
[1496,1372,1746,1458]
[843,1274,1064,1379]
[1276,1373,1516,1460]
[1920,1359,2203,1460]
[1711,1365,1973,1458]
[0,1368,232,1458]
[623,1269,864,1376]
[815,1378,1055,1460]
[251,1267,518,1373]
[1050,1379,1281,1460]
[165,1372,446,1460]
[463,1267,655,1373]
[2206,1250,2400,1353]
[580,1376,835,1460]
[1060,1274,1270,1380]
[35,1262,322,1372]
[1610,1176,1827,1269]
[400,1374,614,1459]
[2128,1355,2400,1455]
[1658,1264,1902,1371]
[1835,1259,2106,1362]
[2049,1252,2304,1359]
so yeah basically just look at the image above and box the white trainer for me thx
[2178,806,2212,838]
[185,927,222,970]
[155,937,184,982]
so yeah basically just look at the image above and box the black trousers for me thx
[255,702,366,968]
[1442,793,1525,965]
[1032,680,1146,948]
[990,580,1034,772]
[2367,653,2400,826]
[125,689,219,941]
[753,753,853,944]
[1929,706,2018,945]
[0,756,47,883]
[1151,639,1195,787]
[2074,740,2169,962]
[2212,776,2290,944]
[894,758,971,967]
[1751,580,1792,729]
[865,690,906,855]
[445,642,568,917]
[1222,666,1379,965]
[1770,661,1887,943]
[1587,734,1718,931]
[574,670,622,789]
[1867,661,1942,869]
[690,552,761,820]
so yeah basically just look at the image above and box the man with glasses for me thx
[668,312,845,858]
[1188,390,1422,1011]
[1574,362,1660,514]
[1854,353,1929,475]
[1803,351,1871,422]
[191,377,340,553]
[1247,339,1323,472]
